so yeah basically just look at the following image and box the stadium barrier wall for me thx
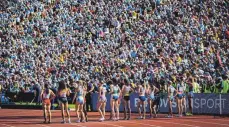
[4,92,75,103]
[91,93,229,115]
[4,92,229,115]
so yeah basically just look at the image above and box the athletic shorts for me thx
[177,94,183,99]
[150,95,159,101]
[182,93,186,97]
[124,96,130,101]
[99,96,107,102]
[43,99,51,105]
[112,95,119,101]
[188,91,194,98]
[168,96,174,101]
[139,96,146,102]
[59,97,68,104]
[76,96,84,104]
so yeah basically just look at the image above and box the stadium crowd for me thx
[0,0,229,98]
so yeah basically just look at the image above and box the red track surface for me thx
[0,109,228,127]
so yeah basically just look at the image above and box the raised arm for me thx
[118,86,122,97]
[109,84,114,94]
[50,90,56,100]
[88,84,94,93]
[72,87,78,104]
[121,85,125,95]
[40,89,44,101]
[99,86,102,97]
[138,85,141,94]
[67,88,70,96]
[167,86,170,97]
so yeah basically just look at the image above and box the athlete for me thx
[109,80,114,120]
[186,77,194,116]
[167,81,177,118]
[122,79,134,120]
[181,78,187,116]
[85,80,94,118]
[176,78,185,117]
[110,79,121,121]
[58,80,71,123]
[147,82,159,118]
[82,81,90,122]
[72,81,86,123]
[40,83,55,124]
[137,80,147,119]
[97,81,107,122]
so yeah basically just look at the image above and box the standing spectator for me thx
[85,80,94,112]
[32,81,41,105]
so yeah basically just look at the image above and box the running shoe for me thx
[82,120,86,123]
[76,119,81,123]
[168,115,174,118]
[61,120,66,124]
[186,112,193,116]
[176,114,180,117]
[165,115,170,118]
[99,117,104,122]
[138,116,143,119]
[112,118,116,121]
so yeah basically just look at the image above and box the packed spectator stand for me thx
[0,0,229,104]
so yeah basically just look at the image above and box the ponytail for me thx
[45,88,49,94]
[44,84,49,94]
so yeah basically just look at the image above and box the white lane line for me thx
[16,121,50,127]
[148,120,200,127]
[70,123,87,127]
[1,124,15,127]
[181,119,229,126]
[121,121,161,127]
[97,122,125,127]
[35,124,51,127]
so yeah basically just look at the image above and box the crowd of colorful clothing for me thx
[0,0,229,95]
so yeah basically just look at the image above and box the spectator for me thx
[0,0,228,95]
[32,81,41,105]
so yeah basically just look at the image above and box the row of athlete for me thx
[94,79,193,122]
[40,79,193,124]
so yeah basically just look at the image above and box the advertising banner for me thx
[91,93,229,115]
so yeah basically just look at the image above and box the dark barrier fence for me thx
[3,92,229,115]
[5,92,35,103]
[3,92,75,103]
